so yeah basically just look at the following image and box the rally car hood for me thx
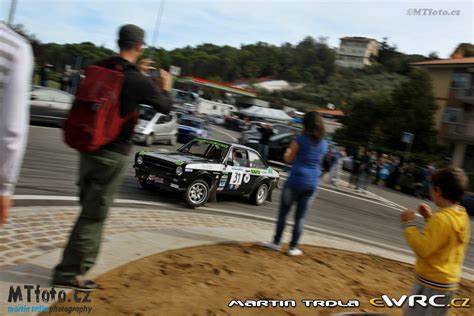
[143,151,217,165]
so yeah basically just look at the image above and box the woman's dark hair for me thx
[303,111,325,142]
[431,166,468,203]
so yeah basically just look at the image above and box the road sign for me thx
[401,132,414,144]
[170,65,181,76]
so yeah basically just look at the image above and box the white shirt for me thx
[0,23,33,196]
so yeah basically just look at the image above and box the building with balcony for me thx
[412,57,474,173]
[335,37,379,69]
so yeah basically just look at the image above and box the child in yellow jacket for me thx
[401,166,470,316]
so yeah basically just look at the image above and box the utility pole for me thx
[151,0,166,48]
[7,0,17,26]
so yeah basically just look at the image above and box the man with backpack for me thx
[53,24,172,291]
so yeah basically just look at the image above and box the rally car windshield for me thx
[178,139,229,161]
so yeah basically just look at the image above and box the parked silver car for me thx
[29,86,74,125]
[134,105,178,146]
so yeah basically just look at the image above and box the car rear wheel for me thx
[251,183,269,206]
[185,179,209,208]
[144,134,154,147]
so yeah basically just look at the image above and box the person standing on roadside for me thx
[0,23,34,227]
[401,167,470,316]
[39,62,49,87]
[53,24,172,291]
[263,112,328,256]
[349,146,364,189]
[258,122,274,161]
[329,145,345,186]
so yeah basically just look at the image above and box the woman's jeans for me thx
[273,185,315,248]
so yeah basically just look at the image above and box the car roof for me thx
[231,143,259,152]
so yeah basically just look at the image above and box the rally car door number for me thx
[229,171,244,185]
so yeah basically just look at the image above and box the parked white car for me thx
[134,105,178,146]
[208,114,225,125]
[29,86,74,125]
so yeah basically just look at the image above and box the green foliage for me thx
[381,69,438,152]
[334,69,439,157]
[451,43,474,58]
[377,38,427,74]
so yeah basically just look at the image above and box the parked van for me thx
[134,105,178,147]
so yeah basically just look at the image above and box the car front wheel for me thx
[185,179,209,208]
[144,134,154,147]
[251,183,269,206]
[169,134,177,146]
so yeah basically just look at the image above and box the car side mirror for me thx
[226,160,234,167]
[30,94,38,100]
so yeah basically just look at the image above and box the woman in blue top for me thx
[263,112,328,256]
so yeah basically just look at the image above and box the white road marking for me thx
[318,187,422,218]
[210,126,238,142]
[29,125,58,130]
[276,172,417,215]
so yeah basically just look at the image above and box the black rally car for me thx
[133,138,279,208]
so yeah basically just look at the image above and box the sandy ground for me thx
[44,243,473,316]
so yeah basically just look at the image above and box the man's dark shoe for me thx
[52,278,98,291]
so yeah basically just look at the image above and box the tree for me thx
[334,90,391,146]
[379,69,438,152]
[428,52,439,60]
[451,43,474,58]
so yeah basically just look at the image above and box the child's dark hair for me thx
[431,166,468,203]
[303,111,325,142]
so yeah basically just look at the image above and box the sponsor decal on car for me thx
[243,174,251,184]
[250,169,261,175]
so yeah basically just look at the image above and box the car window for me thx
[179,118,203,128]
[157,115,169,124]
[248,151,266,169]
[178,140,227,161]
[139,106,156,121]
[231,148,249,167]
[179,141,209,156]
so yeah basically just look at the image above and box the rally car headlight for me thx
[176,166,183,176]
[137,156,143,165]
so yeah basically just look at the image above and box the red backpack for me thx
[63,64,136,152]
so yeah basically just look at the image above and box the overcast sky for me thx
[2,0,473,57]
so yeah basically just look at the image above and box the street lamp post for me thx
[7,0,17,26]
[151,0,166,48]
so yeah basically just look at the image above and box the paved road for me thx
[15,125,474,269]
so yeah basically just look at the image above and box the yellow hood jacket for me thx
[404,206,470,291]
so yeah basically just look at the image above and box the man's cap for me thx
[118,24,146,44]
